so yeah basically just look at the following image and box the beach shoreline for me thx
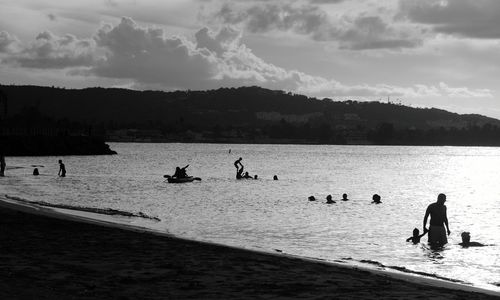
[1,196,499,299]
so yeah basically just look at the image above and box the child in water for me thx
[459,232,485,247]
[406,228,428,244]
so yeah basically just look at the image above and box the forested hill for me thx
[2,84,500,145]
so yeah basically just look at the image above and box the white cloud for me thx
[2,30,96,69]
[0,17,493,101]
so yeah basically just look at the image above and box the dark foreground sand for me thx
[0,205,498,300]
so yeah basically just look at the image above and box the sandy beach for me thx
[0,202,498,300]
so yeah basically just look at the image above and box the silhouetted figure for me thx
[254,175,258,179]
[58,160,66,177]
[423,193,450,246]
[326,195,335,204]
[371,194,382,204]
[236,166,244,179]
[173,165,189,178]
[406,228,428,244]
[341,193,349,201]
[459,232,485,247]
[234,157,243,171]
[0,154,5,177]
[243,171,252,179]
[308,196,316,201]
[33,168,39,176]
[273,175,278,180]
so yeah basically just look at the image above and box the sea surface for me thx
[2,143,500,292]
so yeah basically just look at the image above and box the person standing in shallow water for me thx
[58,160,66,177]
[0,154,5,177]
[423,193,450,246]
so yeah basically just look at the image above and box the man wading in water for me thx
[423,193,450,247]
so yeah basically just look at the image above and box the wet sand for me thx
[0,204,498,299]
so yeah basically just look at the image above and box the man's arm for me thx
[444,206,450,235]
[423,206,430,232]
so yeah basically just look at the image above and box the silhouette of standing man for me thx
[0,153,5,177]
[58,159,66,177]
[423,193,450,246]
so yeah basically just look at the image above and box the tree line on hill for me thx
[2,84,500,146]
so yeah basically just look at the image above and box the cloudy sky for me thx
[1,0,500,118]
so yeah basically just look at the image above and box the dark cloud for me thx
[212,2,421,50]
[47,13,57,21]
[309,0,345,4]
[399,0,500,39]
[339,16,422,50]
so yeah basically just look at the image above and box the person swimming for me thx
[243,171,252,179]
[326,195,336,204]
[406,228,427,244]
[371,194,381,204]
[459,232,485,247]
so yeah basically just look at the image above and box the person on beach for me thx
[406,228,428,244]
[371,194,382,204]
[423,193,450,246]
[33,168,39,176]
[459,232,485,247]
[341,193,349,201]
[243,171,252,179]
[58,160,66,177]
[308,196,316,201]
[254,175,258,179]
[173,165,189,178]
[273,175,278,180]
[326,195,335,204]
[0,154,5,177]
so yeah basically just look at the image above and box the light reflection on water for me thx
[2,143,500,291]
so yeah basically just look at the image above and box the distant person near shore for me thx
[0,154,5,177]
[341,193,349,201]
[33,168,39,176]
[423,193,450,246]
[406,228,427,244]
[371,194,382,204]
[273,175,278,180]
[326,195,335,204]
[58,160,66,177]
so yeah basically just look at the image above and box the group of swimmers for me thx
[307,193,381,204]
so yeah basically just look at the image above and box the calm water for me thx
[2,143,500,291]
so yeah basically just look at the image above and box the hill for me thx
[1,84,500,146]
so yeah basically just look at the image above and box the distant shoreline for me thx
[106,138,500,147]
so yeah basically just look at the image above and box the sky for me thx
[1,0,500,118]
